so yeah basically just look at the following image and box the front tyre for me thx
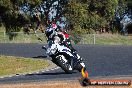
[56,55,73,74]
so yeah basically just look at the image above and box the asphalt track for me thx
[0,43,132,83]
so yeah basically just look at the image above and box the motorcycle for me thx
[43,42,86,73]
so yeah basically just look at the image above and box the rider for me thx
[45,22,83,62]
[44,21,89,79]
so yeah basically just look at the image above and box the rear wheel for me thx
[56,55,73,74]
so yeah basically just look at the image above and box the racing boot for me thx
[75,53,83,62]
[68,45,83,62]
[71,50,83,63]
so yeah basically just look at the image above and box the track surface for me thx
[0,43,132,83]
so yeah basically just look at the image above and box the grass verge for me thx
[82,33,132,45]
[0,56,49,77]
[0,31,132,45]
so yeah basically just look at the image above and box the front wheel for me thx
[56,55,73,74]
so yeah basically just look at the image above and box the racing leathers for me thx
[45,26,83,62]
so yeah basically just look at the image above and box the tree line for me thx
[0,0,132,35]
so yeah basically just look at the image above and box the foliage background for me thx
[0,0,131,34]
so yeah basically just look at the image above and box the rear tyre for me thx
[56,55,73,74]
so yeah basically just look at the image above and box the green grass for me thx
[0,31,132,45]
[0,32,6,42]
[81,33,132,45]
[0,32,47,43]
[0,56,49,76]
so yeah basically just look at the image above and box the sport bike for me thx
[43,43,86,73]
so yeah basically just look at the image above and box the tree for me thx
[0,0,131,34]
[0,0,42,32]
[65,0,119,34]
